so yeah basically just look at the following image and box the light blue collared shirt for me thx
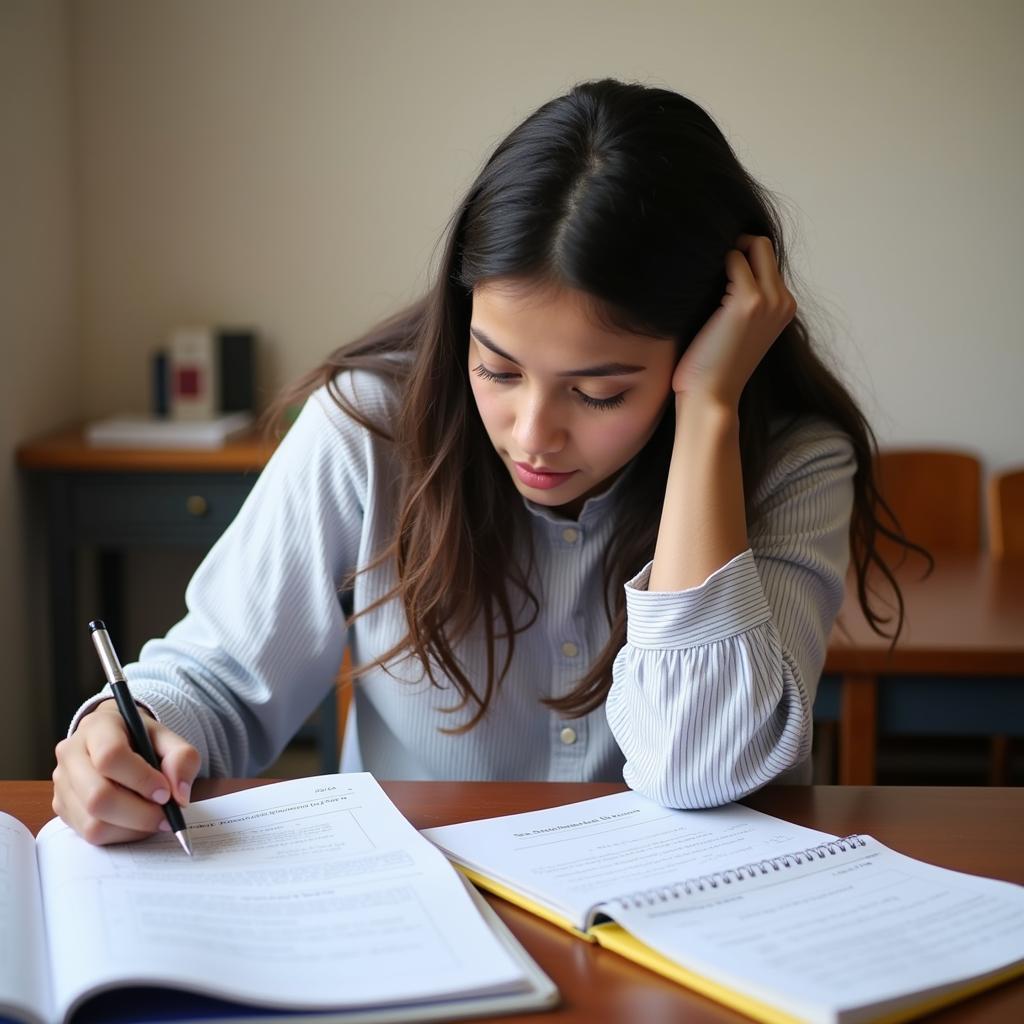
[73,370,854,808]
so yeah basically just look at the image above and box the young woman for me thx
[53,79,911,845]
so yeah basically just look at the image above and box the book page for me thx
[0,812,52,1024]
[35,775,527,1020]
[422,790,833,930]
[606,836,1024,1022]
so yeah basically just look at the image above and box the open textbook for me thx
[0,774,557,1024]
[422,790,1024,1024]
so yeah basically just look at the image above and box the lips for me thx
[512,461,578,490]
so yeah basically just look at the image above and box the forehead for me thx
[470,279,659,358]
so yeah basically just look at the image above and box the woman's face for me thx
[469,279,677,519]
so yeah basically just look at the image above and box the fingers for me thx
[734,233,776,267]
[52,701,200,845]
[52,762,163,846]
[150,721,201,806]
[83,705,175,800]
[723,248,757,302]
[731,234,797,321]
[675,235,796,405]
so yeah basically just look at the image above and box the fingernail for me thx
[178,781,191,804]
[158,820,171,832]
[152,788,170,804]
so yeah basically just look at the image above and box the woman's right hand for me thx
[52,700,201,846]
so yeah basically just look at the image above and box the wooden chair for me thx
[871,448,1019,784]
[311,648,354,775]
[816,449,991,782]
[986,468,1024,780]
[336,648,354,757]
[989,468,1024,559]
[874,449,982,557]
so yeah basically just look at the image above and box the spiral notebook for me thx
[422,791,1024,1024]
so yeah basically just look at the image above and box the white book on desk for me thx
[0,773,557,1024]
[85,412,254,449]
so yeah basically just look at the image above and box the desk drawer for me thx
[71,473,257,546]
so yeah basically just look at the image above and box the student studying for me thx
[52,77,920,835]
[45,77,958,1021]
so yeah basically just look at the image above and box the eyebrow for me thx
[469,326,646,377]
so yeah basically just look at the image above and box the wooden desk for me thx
[2,780,1021,1024]
[16,426,276,743]
[823,554,1024,784]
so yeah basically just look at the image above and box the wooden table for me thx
[3,780,1021,1023]
[823,554,1024,785]
[14,425,276,474]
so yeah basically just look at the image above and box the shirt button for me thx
[562,527,579,544]
[561,641,579,657]
[559,726,577,745]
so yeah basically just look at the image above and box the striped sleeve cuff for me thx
[69,685,161,736]
[624,548,772,649]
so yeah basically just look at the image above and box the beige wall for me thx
[72,0,1024,467]
[1,0,1022,774]
[0,1,79,775]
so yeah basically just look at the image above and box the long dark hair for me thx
[273,79,919,730]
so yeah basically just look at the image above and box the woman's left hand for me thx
[672,234,797,409]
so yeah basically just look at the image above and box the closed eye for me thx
[576,391,626,410]
[472,364,519,383]
[472,364,627,410]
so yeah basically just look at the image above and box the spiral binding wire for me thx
[613,835,867,911]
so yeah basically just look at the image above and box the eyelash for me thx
[472,364,626,410]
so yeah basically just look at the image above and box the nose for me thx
[513,394,566,457]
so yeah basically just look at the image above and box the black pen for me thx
[87,619,193,856]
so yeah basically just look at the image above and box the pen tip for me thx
[175,830,194,857]
[88,619,106,633]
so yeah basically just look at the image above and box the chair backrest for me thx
[988,468,1024,559]
[874,449,982,556]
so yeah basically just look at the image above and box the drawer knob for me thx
[185,494,209,517]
